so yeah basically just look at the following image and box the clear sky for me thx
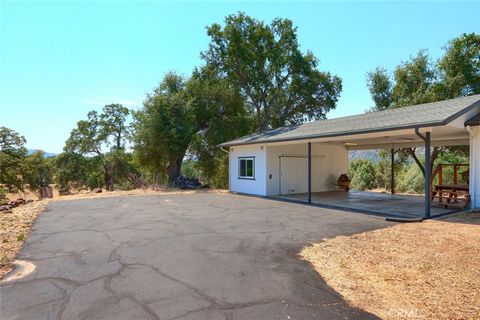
[1,1,479,153]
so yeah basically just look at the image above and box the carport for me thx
[221,95,480,218]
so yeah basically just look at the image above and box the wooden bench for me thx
[432,184,470,209]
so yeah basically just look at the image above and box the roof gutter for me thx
[220,147,229,154]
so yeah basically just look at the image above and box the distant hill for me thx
[348,150,380,163]
[348,148,425,164]
[27,149,58,158]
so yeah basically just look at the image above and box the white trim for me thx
[238,157,255,179]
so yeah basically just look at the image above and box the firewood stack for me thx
[335,174,351,192]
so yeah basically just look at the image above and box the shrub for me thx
[349,159,376,191]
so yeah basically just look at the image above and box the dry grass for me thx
[54,188,227,202]
[0,199,51,278]
[300,214,480,320]
[0,188,227,278]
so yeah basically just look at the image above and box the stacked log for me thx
[0,198,32,213]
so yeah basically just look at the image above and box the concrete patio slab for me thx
[1,193,393,320]
[276,191,457,218]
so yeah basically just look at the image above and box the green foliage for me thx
[54,152,89,190]
[0,127,28,192]
[202,12,342,130]
[187,66,253,187]
[0,187,6,203]
[22,151,55,191]
[134,69,252,187]
[392,50,438,107]
[181,159,197,179]
[65,104,131,190]
[100,104,131,150]
[349,159,376,191]
[348,148,468,194]
[367,33,480,111]
[366,67,393,111]
[133,72,195,184]
[396,165,425,194]
[366,33,479,178]
[0,127,56,194]
[437,33,480,98]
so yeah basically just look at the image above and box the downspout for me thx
[220,147,229,154]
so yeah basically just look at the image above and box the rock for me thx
[8,199,25,208]
[91,188,103,194]
[0,205,12,211]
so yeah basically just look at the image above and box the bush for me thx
[0,187,7,204]
[116,180,134,191]
[349,159,376,191]
[397,165,425,194]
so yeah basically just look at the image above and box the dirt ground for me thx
[301,213,480,320]
[0,199,52,277]
[0,188,227,278]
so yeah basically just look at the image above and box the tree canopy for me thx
[133,70,252,185]
[0,127,28,192]
[367,33,480,112]
[65,104,131,190]
[366,33,479,179]
[202,12,342,130]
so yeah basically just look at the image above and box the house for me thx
[219,95,480,218]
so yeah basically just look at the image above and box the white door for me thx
[280,157,307,194]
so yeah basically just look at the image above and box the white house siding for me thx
[229,144,267,196]
[469,126,480,210]
[266,143,348,196]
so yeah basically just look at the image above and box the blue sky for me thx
[1,1,479,153]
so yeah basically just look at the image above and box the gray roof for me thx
[220,95,480,147]
[466,113,480,126]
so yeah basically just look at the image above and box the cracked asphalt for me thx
[0,193,393,320]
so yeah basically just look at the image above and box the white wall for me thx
[469,126,480,210]
[229,144,267,196]
[266,143,348,196]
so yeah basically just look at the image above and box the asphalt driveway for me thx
[1,193,392,320]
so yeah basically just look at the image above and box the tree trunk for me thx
[104,165,114,191]
[256,104,264,131]
[404,146,440,188]
[264,103,270,130]
[167,158,183,185]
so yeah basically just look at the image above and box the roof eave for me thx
[219,96,480,148]
[220,120,446,148]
